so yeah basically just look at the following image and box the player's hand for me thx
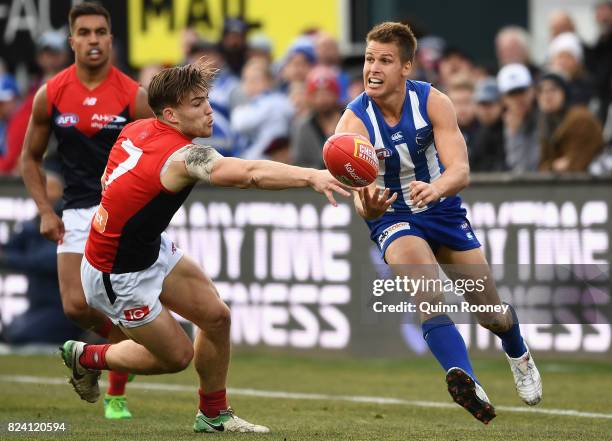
[409,181,442,208]
[358,186,397,220]
[40,211,65,244]
[309,170,352,206]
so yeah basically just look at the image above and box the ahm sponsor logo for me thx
[92,114,127,123]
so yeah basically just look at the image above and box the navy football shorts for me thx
[366,196,481,261]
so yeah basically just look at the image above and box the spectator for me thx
[447,77,479,152]
[188,39,238,156]
[0,31,69,174]
[291,66,342,168]
[585,1,612,126]
[471,78,506,172]
[231,59,294,161]
[279,36,317,92]
[288,81,309,121]
[537,72,603,172]
[0,74,19,174]
[549,10,576,39]
[437,47,474,92]
[138,64,163,90]
[247,33,273,64]
[495,26,540,79]
[314,32,350,103]
[1,170,81,344]
[497,63,540,172]
[548,32,593,105]
[414,36,445,85]
[219,17,249,77]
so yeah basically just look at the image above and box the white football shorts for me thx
[80,233,184,328]
[57,206,97,254]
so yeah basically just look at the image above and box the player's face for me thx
[171,91,214,139]
[363,41,412,100]
[69,15,112,69]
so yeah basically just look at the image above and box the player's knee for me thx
[202,302,231,332]
[61,295,90,325]
[165,346,194,373]
[478,313,511,333]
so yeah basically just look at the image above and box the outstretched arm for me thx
[161,144,351,206]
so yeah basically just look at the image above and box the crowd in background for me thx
[0,3,611,177]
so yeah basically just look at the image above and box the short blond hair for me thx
[148,59,217,116]
[366,22,417,62]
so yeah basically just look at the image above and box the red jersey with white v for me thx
[85,118,194,274]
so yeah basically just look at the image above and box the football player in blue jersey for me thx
[336,22,542,424]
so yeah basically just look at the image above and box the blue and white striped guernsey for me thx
[347,80,447,214]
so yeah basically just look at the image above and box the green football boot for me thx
[104,394,133,419]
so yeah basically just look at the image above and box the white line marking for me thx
[1,374,611,420]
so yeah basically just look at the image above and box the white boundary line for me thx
[1,374,611,420]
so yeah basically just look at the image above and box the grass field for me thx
[0,352,611,440]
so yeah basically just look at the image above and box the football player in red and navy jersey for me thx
[59,60,349,433]
[20,2,153,420]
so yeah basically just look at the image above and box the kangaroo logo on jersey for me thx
[415,126,433,147]
[55,113,79,127]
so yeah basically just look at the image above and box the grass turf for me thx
[0,353,611,440]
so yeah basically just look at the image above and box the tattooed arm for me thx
[160,144,350,206]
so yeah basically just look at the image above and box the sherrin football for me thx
[322,133,379,187]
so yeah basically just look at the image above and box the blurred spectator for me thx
[247,33,273,64]
[347,74,365,102]
[437,47,474,92]
[447,77,479,151]
[0,73,20,174]
[188,39,239,156]
[548,32,593,105]
[219,17,249,77]
[1,170,81,344]
[585,1,612,126]
[470,78,507,171]
[314,32,350,103]
[495,26,540,79]
[497,63,540,172]
[288,81,309,120]
[414,36,445,84]
[537,72,603,172]
[35,31,70,82]
[549,10,576,39]
[0,31,69,175]
[232,59,294,161]
[138,64,163,90]
[279,36,317,92]
[291,66,342,168]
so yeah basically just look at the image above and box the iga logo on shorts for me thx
[56,113,79,127]
[124,306,150,321]
[377,222,411,248]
